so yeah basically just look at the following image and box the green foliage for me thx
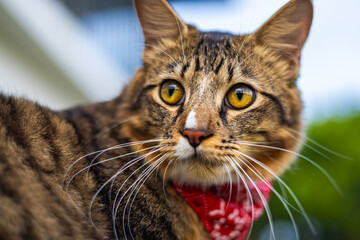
[253,112,360,240]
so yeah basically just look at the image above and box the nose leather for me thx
[182,129,209,148]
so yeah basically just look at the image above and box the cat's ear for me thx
[253,0,313,59]
[134,0,187,45]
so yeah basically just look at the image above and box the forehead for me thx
[195,32,235,55]
[147,29,280,95]
[180,31,286,94]
[186,31,236,71]
[178,32,251,88]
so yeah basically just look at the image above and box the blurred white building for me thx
[0,0,127,109]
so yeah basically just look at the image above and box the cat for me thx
[0,0,313,239]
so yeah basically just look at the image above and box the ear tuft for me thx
[134,0,187,45]
[253,0,313,59]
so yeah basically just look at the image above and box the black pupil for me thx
[168,84,176,96]
[235,88,244,100]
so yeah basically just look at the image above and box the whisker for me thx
[144,44,180,67]
[225,157,255,239]
[162,158,175,202]
[228,157,275,240]
[277,179,288,202]
[234,155,300,240]
[286,131,331,160]
[234,149,315,234]
[85,140,164,177]
[143,56,179,72]
[108,177,117,207]
[239,49,267,68]
[66,144,164,201]
[87,146,166,231]
[223,163,233,210]
[62,138,165,187]
[229,34,250,72]
[64,147,154,232]
[229,12,257,73]
[84,117,135,145]
[123,159,161,240]
[125,154,169,240]
[231,159,243,203]
[106,142,167,203]
[286,127,352,160]
[232,141,343,194]
[109,151,165,240]
[239,154,301,213]
[111,151,165,218]
[113,154,167,239]
[62,149,108,188]
[173,14,186,63]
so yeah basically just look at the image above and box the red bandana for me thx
[174,182,271,240]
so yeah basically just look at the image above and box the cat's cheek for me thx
[146,92,186,133]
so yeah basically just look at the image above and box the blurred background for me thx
[0,0,359,239]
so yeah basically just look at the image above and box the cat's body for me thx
[0,0,313,239]
[0,95,210,239]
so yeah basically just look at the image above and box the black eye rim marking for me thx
[224,83,256,110]
[131,84,157,111]
[159,79,185,106]
[259,91,292,126]
[180,63,189,78]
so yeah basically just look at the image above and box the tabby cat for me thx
[0,0,313,239]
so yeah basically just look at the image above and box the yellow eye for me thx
[160,80,185,105]
[226,84,255,109]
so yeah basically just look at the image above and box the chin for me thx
[167,158,232,187]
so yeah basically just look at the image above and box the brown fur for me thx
[0,0,313,239]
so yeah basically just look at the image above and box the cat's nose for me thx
[182,129,209,148]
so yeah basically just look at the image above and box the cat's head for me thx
[119,0,313,186]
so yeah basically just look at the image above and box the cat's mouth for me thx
[180,154,223,167]
[174,147,224,168]
[170,136,224,167]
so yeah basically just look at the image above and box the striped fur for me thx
[0,0,312,239]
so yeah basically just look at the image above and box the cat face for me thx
[120,0,313,186]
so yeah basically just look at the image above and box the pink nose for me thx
[182,129,209,148]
